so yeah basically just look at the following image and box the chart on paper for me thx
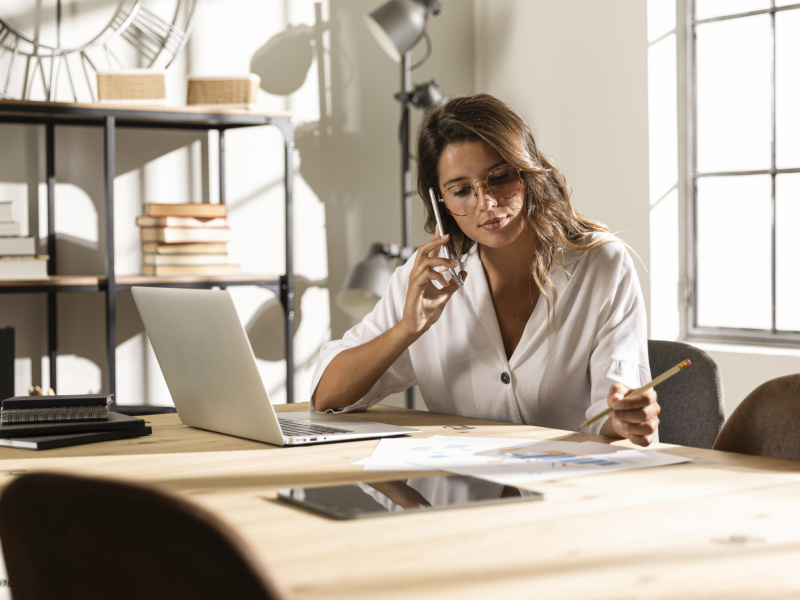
[354,436,691,484]
[408,439,691,484]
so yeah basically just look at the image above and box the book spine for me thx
[1,405,109,424]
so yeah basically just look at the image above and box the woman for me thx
[312,93,659,446]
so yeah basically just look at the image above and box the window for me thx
[686,0,800,345]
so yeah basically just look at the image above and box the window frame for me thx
[685,0,800,347]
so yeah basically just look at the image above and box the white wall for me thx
[473,0,800,416]
[0,0,474,409]
[474,0,652,310]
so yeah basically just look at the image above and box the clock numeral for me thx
[51,52,79,103]
[23,55,47,101]
[0,21,11,47]
[0,23,21,98]
[80,51,99,103]
[116,7,187,65]
[46,50,55,100]
[101,43,126,71]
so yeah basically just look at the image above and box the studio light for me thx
[408,79,443,109]
[364,0,441,62]
[338,1,445,325]
[336,244,415,320]
[338,1,445,408]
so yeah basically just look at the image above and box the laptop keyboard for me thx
[278,418,354,437]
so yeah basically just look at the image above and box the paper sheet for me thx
[407,439,691,484]
[355,436,690,484]
[352,435,535,471]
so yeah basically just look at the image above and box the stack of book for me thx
[0,394,152,450]
[136,203,240,276]
[0,201,48,280]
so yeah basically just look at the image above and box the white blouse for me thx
[310,236,651,435]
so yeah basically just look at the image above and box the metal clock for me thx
[0,0,196,102]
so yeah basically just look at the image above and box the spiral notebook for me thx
[0,411,144,438]
[0,394,113,424]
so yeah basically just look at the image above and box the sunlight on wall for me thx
[0,0,475,410]
[647,0,681,341]
[50,183,98,245]
[46,355,102,394]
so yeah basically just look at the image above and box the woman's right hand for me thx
[314,234,465,412]
[399,234,466,341]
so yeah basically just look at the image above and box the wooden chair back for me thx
[713,373,800,461]
[0,472,289,600]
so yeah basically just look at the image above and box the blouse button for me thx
[500,372,511,384]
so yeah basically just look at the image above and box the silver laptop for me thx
[131,286,419,446]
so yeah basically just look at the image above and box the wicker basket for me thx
[186,75,260,108]
[96,70,167,104]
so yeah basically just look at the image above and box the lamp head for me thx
[364,0,442,62]
[410,80,443,109]
[336,244,394,320]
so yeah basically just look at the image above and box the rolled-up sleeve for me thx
[310,256,418,413]
[584,245,651,436]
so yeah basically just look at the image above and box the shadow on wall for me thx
[0,121,205,394]
[245,275,329,372]
[251,0,412,343]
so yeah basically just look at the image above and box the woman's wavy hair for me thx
[416,92,612,315]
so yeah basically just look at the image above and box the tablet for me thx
[276,474,544,519]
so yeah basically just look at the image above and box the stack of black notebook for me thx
[0,395,152,450]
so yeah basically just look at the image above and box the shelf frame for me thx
[0,100,296,404]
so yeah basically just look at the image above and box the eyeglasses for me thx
[440,165,522,217]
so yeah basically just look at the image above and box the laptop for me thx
[131,286,419,446]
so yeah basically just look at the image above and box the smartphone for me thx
[428,187,464,289]
[276,474,544,520]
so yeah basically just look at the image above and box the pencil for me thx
[578,359,692,430]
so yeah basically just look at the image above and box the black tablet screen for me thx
[276,474,544,519]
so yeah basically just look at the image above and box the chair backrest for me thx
[713,373,800,461]
[0,472,289,600]
[648,340,725,449]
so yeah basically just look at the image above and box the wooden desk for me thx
[0,404,798,599]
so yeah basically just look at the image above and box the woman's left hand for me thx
[602,383,660,446]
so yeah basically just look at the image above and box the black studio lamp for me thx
[336,244,414,320]
[364,0,442,61]
[337,0,445,409]
[337,0,444,322]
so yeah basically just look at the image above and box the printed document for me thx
[355,436,690,484]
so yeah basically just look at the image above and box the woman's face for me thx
[436,140,528,251]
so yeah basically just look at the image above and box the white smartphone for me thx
[428,187,464,289]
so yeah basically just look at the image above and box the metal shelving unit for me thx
[0,100,295,404]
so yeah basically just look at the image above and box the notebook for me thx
[1,394,113,424]
[131,286,420,446]
[0,412,147,438]
[0,425,152,450]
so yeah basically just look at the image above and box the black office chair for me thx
[0,473,289,600]
[713,373,800,461]
[648,340,725,449]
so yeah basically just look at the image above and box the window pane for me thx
[776,174,800,332]
[695,16,771,173]
[695,0,769,20]
[696,176,771,329]
[776,9,800,169]
[777,0,798,6]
